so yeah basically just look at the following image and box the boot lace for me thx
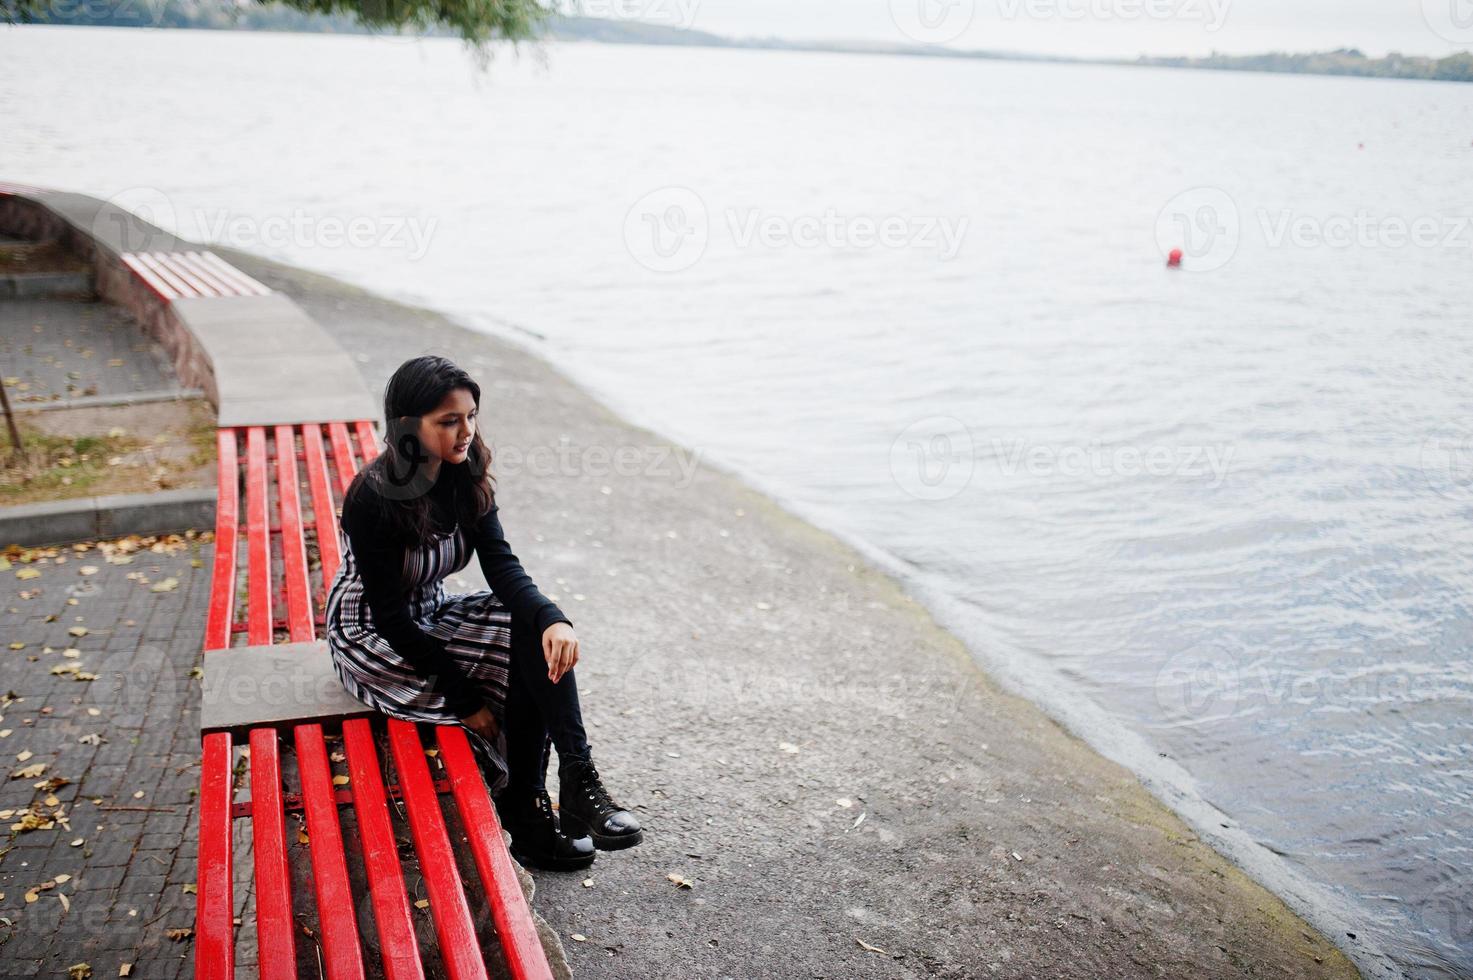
[577,764,618,812]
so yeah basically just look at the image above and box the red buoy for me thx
[1167,248,1183,268]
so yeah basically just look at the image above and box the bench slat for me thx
[302,423,343,607]
[137,251,203,299]
[197,249,274,296]
[249,728,300,978]
[154,251,224,298]
[196,730,236,980]
[174,251,243,297]
[437,728,555,980]
[386,720,490,980]
[343,718,429,980]
[206,429,239,652]
[273,425,314,644]
[119,252,180,302]
[327,421,359,496]
[245,426,273,646]
[353,420,378,464]
[294,722,368,980]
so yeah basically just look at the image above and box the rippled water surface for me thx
[3,26,1471,976]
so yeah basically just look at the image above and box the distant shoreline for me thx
[11,13,1473,84]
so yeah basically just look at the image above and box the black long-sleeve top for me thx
[338,471,570,717]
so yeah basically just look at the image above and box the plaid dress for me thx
[325,520,516,791]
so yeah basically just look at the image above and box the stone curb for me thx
[0,270,94,299]
[0,486,215,547]
[11,387,206,412]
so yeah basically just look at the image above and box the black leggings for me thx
[501,610,591,794]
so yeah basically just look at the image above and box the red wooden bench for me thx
[193,421,556,979]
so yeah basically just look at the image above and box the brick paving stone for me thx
[0,532,211,978]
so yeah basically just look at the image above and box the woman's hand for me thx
[459,703,500,742]
[542,622,580,684]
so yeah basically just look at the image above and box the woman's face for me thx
[417,387,478,467]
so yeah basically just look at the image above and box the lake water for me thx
[3,26,1471,977]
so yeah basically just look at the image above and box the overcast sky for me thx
[596,0,1473,59]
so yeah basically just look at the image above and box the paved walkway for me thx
[1,300,183,405]
[0,533,211,978]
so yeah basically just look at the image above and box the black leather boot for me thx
[557,757,643,850]
[495,787,596,872]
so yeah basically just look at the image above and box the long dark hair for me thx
[344,355,496,549]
